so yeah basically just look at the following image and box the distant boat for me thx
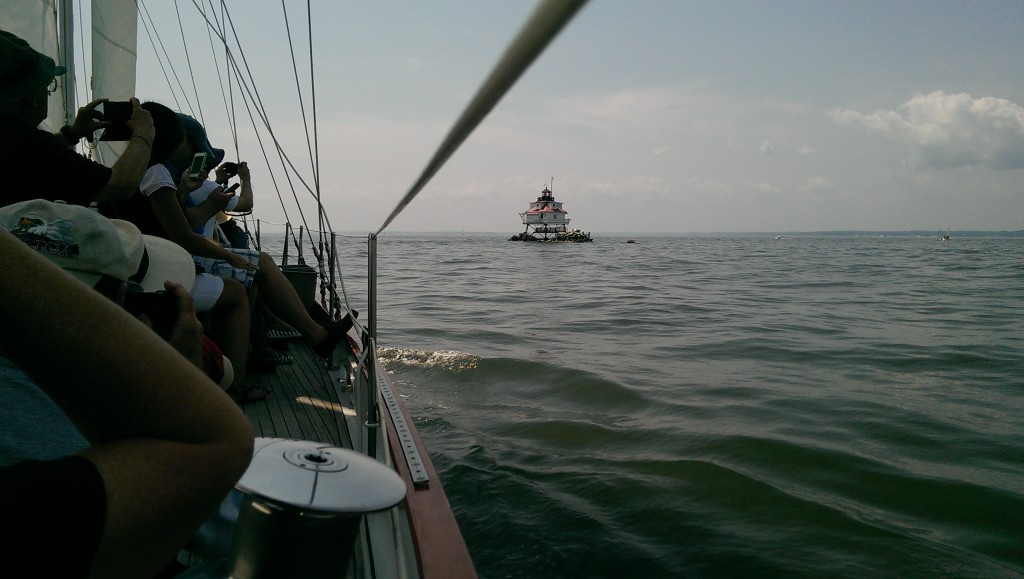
[939,228,951,241]
[626,239,636,244]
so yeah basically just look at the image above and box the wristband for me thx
[131,133,154,149]
[60,125,80,143]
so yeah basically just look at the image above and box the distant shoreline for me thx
[369,230,1024,238]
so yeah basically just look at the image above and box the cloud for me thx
[743,180,782,194]
[544,87,694,131]
[760,140,774,155]
[797,146,818,155]
[798,177,842,197]
[832,91,1024,170]
[685,178,731,196]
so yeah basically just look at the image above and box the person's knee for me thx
[258,252,276,269]
[216,279,249,308]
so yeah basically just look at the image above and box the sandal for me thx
[252,349,293,365]
[266,329,302,340]
[227,384,269,404]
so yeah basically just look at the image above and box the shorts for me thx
[194,248,260,289]
[191,272,225,312]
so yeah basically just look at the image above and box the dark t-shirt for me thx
[0,455,107,576]
[0,119,112,208]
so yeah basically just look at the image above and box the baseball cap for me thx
[0,30,66,104]
[0,199,195,292]
[178,113,225,169]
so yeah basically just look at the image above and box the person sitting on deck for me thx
[0,30,154,208]
[205,158,254,249]
[175,117,312,364]
[99,102,265,402]
[0,198,240,468]
[118,104,353,365]
[0,223,253,578]
[186,160,253,239]
[182,155,295,365]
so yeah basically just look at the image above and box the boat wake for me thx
[378,347,480,372]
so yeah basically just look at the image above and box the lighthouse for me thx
[510,181,592,242]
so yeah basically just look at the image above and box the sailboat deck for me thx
[243,340,355,449]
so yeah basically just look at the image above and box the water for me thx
[326,234,1023,578]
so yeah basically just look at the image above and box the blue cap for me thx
[177,113,225,169]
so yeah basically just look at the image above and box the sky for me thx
[120,1,1024,233]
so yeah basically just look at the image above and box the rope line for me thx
[375,0,589,235]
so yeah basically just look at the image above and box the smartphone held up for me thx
[189,153,208,178]
[97,101,133,141]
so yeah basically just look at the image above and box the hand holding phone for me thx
[189,153,208,178]
[98,100,134,141]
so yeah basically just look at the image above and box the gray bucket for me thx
[279,264,318,311]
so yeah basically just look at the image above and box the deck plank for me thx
[242,341,352,447]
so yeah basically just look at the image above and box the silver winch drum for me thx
[224,437,407,578]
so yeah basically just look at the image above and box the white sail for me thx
[91,0,138,165]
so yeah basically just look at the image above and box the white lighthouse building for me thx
[512,182,591,242]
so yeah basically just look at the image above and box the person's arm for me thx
[232,161,254,213]
[94,98,157,202]
[184,185,233,229]
[149,187,255,269]
[0,229,252,579]
[55,98,112,148]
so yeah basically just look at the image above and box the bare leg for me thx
[250,299,270,353]
[259,301,297,333]
[254,252,328,345]
[209,279,251,388]
[249,298,293,363]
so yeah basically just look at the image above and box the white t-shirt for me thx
[140,163,176,197]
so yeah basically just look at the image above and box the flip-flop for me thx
[227,384,269,404]
[253,350,293,365]
[266,329,302,340]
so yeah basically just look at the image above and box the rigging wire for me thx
[187,0,325,215]
[137,0,187,114]
[307,0,321,227]
[374,0,589,235]
[140,1,304,257]
[75,0,89,110]
[198,1,238,155]
[219,5,331,266]
[186,1,313,251]
[281,1,326,246]
[142,1,589,321]
[174,0,205,125]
